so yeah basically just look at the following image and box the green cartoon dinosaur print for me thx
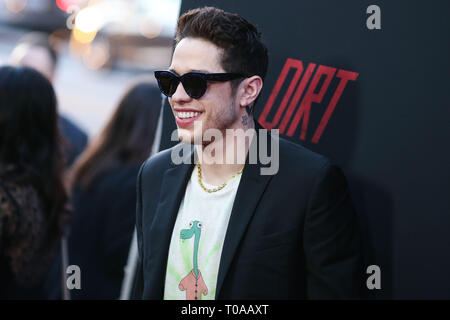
[178,220,208,300]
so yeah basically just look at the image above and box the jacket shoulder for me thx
[140,143,179,172]
[278,136,331,172]
[138,142,193,182]
[275,136,349,196]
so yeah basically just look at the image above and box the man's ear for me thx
[239,75,263,108]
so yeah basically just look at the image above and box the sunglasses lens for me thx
[183,74,206,99]
[157,72,179,97]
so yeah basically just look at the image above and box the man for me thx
[133,7,363,299]
[10,32,88,166]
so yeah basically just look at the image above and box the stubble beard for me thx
[178,100,239,147]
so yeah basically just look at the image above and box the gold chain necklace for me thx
[197,163,244,193]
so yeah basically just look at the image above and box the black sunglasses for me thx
[154,70,245,99]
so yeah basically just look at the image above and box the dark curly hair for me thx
[175,6,269,84]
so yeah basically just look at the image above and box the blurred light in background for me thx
[82,40,110,70]
[139,17,163,39]
[74,5,102,33]
[68,0,180,70]
[73,26,96,43]
[56,0,83,12]
[0,0,180,136]
[1,0,180,70]
[5,0,28,14]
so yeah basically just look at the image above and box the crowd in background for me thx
[0,32,162,299]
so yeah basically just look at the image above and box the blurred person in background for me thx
[64,80,161,299]
[10,32,88,166]
[0,66,70,299]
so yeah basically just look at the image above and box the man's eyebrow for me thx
[190,69,211,73]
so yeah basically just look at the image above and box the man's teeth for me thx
[177,111,200,119]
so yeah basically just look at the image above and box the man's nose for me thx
[170,80,192,103]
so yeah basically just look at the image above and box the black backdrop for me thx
[158,0,450,299]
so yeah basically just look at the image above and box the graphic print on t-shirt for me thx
[178,220,208,300]
[163,166,242,300]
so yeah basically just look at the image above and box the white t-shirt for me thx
[163,165,242,300]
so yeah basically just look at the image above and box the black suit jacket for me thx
[132,123,363,299]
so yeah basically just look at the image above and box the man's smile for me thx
[174,108,204,127]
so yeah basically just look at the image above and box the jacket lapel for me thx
[215,122,274,298]
[146,145,195,299]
